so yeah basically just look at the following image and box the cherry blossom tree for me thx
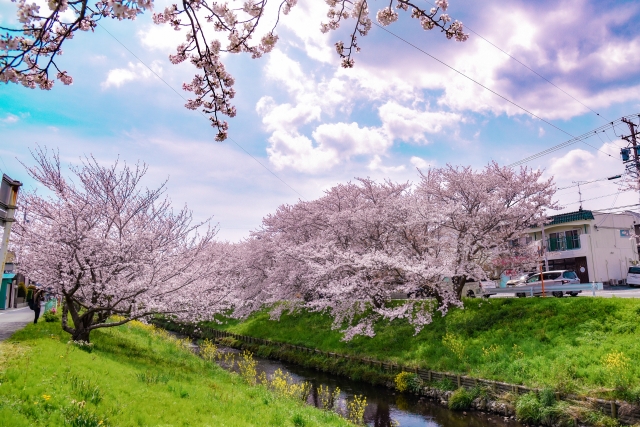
[0,0,468,140]
[230,178,459,340]
[415,161,556,298]
[226,165,555,339]
[12,148,232,342]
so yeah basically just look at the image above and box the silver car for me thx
[514,270,581,298]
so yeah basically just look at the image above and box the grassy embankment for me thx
[209,297,640,400]
[0,318,352,427]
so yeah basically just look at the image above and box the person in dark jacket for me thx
[33,289,44,324]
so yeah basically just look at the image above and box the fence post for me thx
[611,401,617,419]
[457,375,461,388]
[428,371,432,382]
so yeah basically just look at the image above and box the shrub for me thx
[448,387,474,411]
[516,391,572,426]
[516,392,542,424]
[292,413,306,427]
[43,311,59,322]
[237,351,257,385]
[346,395,367,425]
[394,372,422,393]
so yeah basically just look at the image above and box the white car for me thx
[514,270,581,297]
[506,272,536,287]
[627,266,640,286]
[463,280,498,298]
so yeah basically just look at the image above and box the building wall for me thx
[528,212,639,283]
[589,213,638,283]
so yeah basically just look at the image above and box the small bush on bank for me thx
[43,310,59,322]
[516,391,576,426]
[581,409,620,427]
[394,372,422,393]
[516,392,543,424]
[448,388,474,411]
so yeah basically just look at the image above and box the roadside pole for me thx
[0,175,22,279]
[540,262,545,297]
[621,117,640,204]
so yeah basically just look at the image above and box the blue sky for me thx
[2,0,640,240]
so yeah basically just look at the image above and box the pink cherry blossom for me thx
[12,148,231,342]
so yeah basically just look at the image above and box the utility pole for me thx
[621,117,640,203]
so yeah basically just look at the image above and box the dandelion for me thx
[42,394,51,401]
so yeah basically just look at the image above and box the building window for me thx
[548,230,581,252]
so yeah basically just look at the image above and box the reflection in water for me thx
[216,347,521,427]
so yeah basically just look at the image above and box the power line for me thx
[506,116,640,168]
[96,22,306,201]
[372,22,616,164]
[421,0,605,121]
[593,203,640,212]
[556,176,621,193]
[563,189,630,207]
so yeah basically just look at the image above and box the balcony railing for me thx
[547,235,580,252]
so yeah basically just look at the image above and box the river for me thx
[214,346,523,427]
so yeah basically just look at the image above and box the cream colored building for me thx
[528,209,639,284]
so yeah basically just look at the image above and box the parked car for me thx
[506,272,537,287]
[514,270,581,298]
[463,280,498,298]
[627,266,640,287]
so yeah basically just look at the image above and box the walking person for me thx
[32,288,44,324]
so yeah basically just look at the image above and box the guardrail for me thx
[488,282,604,297]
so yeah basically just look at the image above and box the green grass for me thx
[0,319,352,427]
[208,297,640,398]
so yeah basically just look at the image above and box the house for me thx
[528,209,639,284]
[0,252,29,309]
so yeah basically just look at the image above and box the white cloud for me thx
[101,61,163,89]
[138,24,192,53]
[545,142,633,212]
[410,156,432,170]
[378,101,461,143]
[368,155,405,173]
[257,50,457,173]
[266,122,390,173]
[1,114,19,124]
[278,0,334,63]
[538,127,545,137]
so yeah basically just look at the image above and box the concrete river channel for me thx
[212,346,523,427]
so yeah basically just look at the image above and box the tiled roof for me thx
[546,210,594,226]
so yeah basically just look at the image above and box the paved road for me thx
[491,286,640,299]
[589,286,640,298]
[0,306,35,341]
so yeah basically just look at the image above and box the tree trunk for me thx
[453,275,467,300]
[71,328,91,342]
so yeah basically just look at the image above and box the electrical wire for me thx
[506,115,640,167]
[422,0,605,121]
[372,23,619,164]
[96,22,306,201]
[563,189,630,207]
[555,176,620,193]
